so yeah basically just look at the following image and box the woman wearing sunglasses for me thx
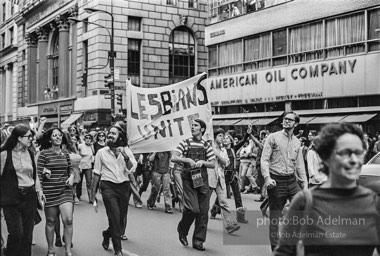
[94,131,106,155]
[0,124,45,256]
[37,127,75,256]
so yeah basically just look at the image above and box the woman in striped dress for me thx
[37,127,74,256]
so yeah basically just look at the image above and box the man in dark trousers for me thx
[171,119,216,251]
[261,111,307,250]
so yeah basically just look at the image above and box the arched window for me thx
[169,27,195,84]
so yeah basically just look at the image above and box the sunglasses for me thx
[21,135,34,140]
[98,134,105,137]
[52,133,63,138]
[85,137,92,140]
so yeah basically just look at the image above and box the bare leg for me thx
[59,202,74,254]
[44,206,59,253]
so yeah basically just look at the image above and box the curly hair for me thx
[38,127,69,150]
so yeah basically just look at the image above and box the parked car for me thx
[358,152,380,194]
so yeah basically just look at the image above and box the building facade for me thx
[1,0,208,129]
[0,0,19,124]
[205,0,380,136]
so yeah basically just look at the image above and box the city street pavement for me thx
[32,186,272,256]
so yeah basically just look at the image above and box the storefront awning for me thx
[340,114,377,123]
[60,113,83,128]
[234,119,258,126]
[214,119,241,126]
[254,117,278,126]
[299,116,316,124]
[306,115,346,124]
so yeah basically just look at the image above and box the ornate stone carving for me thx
[55,15,69,30]
[25,33,37,46]
[36,27,49,41]
[180,15,188,25]
[69,3,79,18]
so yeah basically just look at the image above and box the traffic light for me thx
[104,73,114,88]
[116,94,123,106]
[81,72,87,87]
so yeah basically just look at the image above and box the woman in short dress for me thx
[37,127,74,256]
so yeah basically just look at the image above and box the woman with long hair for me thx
[94,131,106,155]
[0,124,45,256]
[37,127,74,256]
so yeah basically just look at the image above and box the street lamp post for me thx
[84,7,116,118]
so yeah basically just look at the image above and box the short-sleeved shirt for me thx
[175,137,215,162]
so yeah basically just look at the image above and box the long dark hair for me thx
[38,127,68,150]
[0,124,32,152]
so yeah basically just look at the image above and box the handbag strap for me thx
[65,153,72,176]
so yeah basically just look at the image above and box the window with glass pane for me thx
[167,0,176,5]
[52,36,59,93]
[189,0,198,8]
[244,33,271,70]
[9,28,13,45]
[169,27,195,83]
[325,13,365,57]
[209,46,217,68]
[273,30,287,66]
[128,39,141,86]
[1,33,5,49]
[128,16,141,31]
[2,3,5,22]
[368,8,380,52]
[218,40,243,74]
[289,22,323,63]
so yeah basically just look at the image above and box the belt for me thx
[270,173,296,180]
[18,186,35,195]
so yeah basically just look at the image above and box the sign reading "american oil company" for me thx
[208,54,380,106]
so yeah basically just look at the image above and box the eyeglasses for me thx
[335,149,365,159]
[98,134,105,137]
[52,133,63,138]
[85,137,92,140]
[21,135,34,140]
[283,117,295,122]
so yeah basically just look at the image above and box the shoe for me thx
[65,252,72,256]
[192,243,205,251]
[55,238,63,247]
[102,230,110,250]
[135,203,142,208]
[179,235,188,246]
[47,251,57,256]
[254,196,265,202]
[121,235,128,240]
[147,205,154,210]
[210,214,216,219]
[165,208,173,214]
[32,240,36,245]
[114,251,124,256]
[226,224,240,234]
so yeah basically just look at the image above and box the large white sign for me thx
[126,73,213,153]
[208,54,380,106]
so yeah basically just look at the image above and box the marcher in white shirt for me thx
[90,122,137,256]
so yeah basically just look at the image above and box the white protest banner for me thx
[126,73,213,153]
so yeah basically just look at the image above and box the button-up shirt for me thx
[261,130,306,182]
[93,146,137,184]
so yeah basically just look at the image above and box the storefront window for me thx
[169,27,195,84]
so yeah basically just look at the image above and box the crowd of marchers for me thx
[0,111,379,256]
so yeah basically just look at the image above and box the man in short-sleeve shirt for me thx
[171,119,215,251]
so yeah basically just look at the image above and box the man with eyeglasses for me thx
[260,111,307,250]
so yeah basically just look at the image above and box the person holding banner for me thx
[171,119,216,251]
[90,122,137,256]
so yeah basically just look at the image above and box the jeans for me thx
[147,172,171,209]
[178,169,210,244]
[268,174,300,250]
[224,170,243,209]
[76,168,93,202]
[210,182,238,230]
[3,187,37,256]
[101,181,130,253]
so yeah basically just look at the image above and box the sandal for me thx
[121,235,128,240]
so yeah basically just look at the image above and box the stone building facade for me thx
[1,0,208,129]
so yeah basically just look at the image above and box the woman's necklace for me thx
[51,147,62,155]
